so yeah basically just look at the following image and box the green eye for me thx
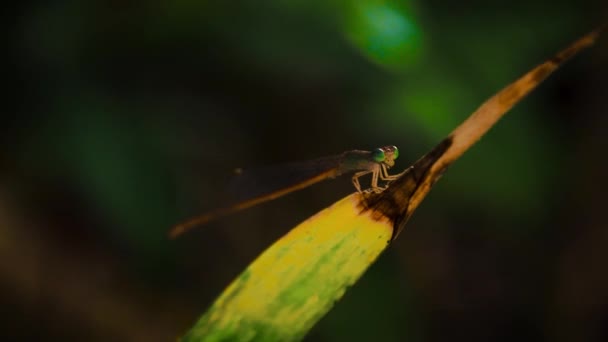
[371,148,385,162]
[392,146,399,159]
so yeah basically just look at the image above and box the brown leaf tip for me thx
[357,137,453,241]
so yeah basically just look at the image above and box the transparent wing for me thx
[169,154,344,238]
[226,155,344,203]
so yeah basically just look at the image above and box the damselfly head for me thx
[376,145,399,167]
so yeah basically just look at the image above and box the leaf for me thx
[180,27,603,341]
[182,194,392,341]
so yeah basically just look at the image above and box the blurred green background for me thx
[3,0,608,341]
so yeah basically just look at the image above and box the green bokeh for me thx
[343,1,423,70]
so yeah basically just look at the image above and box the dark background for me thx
[3,1,608,341]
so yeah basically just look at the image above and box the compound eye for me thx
[371,148,386,162]
[392,146,399,159]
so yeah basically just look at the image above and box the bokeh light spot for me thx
[344,2,422,69]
